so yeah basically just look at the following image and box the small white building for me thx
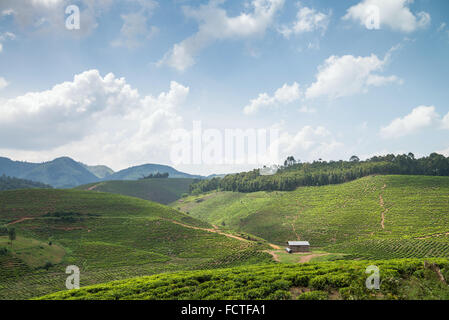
[286,241,310,253]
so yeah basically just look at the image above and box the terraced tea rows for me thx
[0,189,270,299]
[172,175,449,259]
[38,258,449,300]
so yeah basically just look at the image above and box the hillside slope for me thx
[39,258,449,300]
[0,189,269,299]
[76,178,194,204]
[173,175,449,259]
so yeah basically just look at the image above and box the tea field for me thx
[38,258,449,300]
[172,175,449,259]
[0,189,271,299]
[76,178,195,205]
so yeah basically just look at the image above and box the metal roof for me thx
[288,241,310,246]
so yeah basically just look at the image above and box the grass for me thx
[0,189,271,299]
[0,236,65,268]
[172,175,449,259]
[38,258,449,300]
[76,178,194,205]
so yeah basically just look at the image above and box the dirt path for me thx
[87,183,102,191]
[379,184,388,230]
[290,220,300,240]
[168,220,250,243]
[299,253,329,263]
[168,219,282,250]
[7,217,34,226]
[265,250,280,262]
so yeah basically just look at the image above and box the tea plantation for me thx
[172,175,449,259]
[76,178,195,204]
[38,258,449,300]
[0,189,270,299]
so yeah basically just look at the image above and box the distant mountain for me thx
[0,156,99,188]
[0,156,204,188]
[80,163,114,179]
[104,164,204,181]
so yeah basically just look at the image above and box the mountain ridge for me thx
[0,156,205,188]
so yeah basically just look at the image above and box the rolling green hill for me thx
[173,175,449,259]
[39,258,449,300]
[76,178,195,205]
[0,189,270,299]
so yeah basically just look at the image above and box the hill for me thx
[105,163,203,181]
[189,153,449,193]
[39,258,449,300]
[173,175,449,260]
[0,157,99,188]
[80,164,114,179]
[0,175,52,191]
[76,178,195,205]
[0,189,270,299]
[0,156,203,188]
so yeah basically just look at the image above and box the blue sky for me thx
[0,0,448,175]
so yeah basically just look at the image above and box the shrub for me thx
[298,291,328,300]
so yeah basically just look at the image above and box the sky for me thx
[0,0,448,176]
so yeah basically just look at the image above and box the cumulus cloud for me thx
[380,105,439,138]
[278,4,331,38]
[0,70,190,169]
[343,0,431,33]
[274,125,344,161]
[243,82,301,115]
[305,49,402,100]
[157,0,284,71]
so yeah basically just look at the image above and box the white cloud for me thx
[380,105,439,139]
[298,105,316,113]
[111,12,159,48]
[278,5,331,38]
[0,31,16,53]
[158,0,284,71]
[0,70,190,169]
[343,0,431,33]
[274,125,344,161]
[111,0,159,48]
[437,146,449,157]
[0,0,113,36]
[438,22,446,32]
[243,82,301,115]
[305,50,402,100]
[0,77,8,89]
[442,111,449,130]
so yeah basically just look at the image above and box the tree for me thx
[8,228,16,249]
[350,155,360,162]
[284,156,296,167]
